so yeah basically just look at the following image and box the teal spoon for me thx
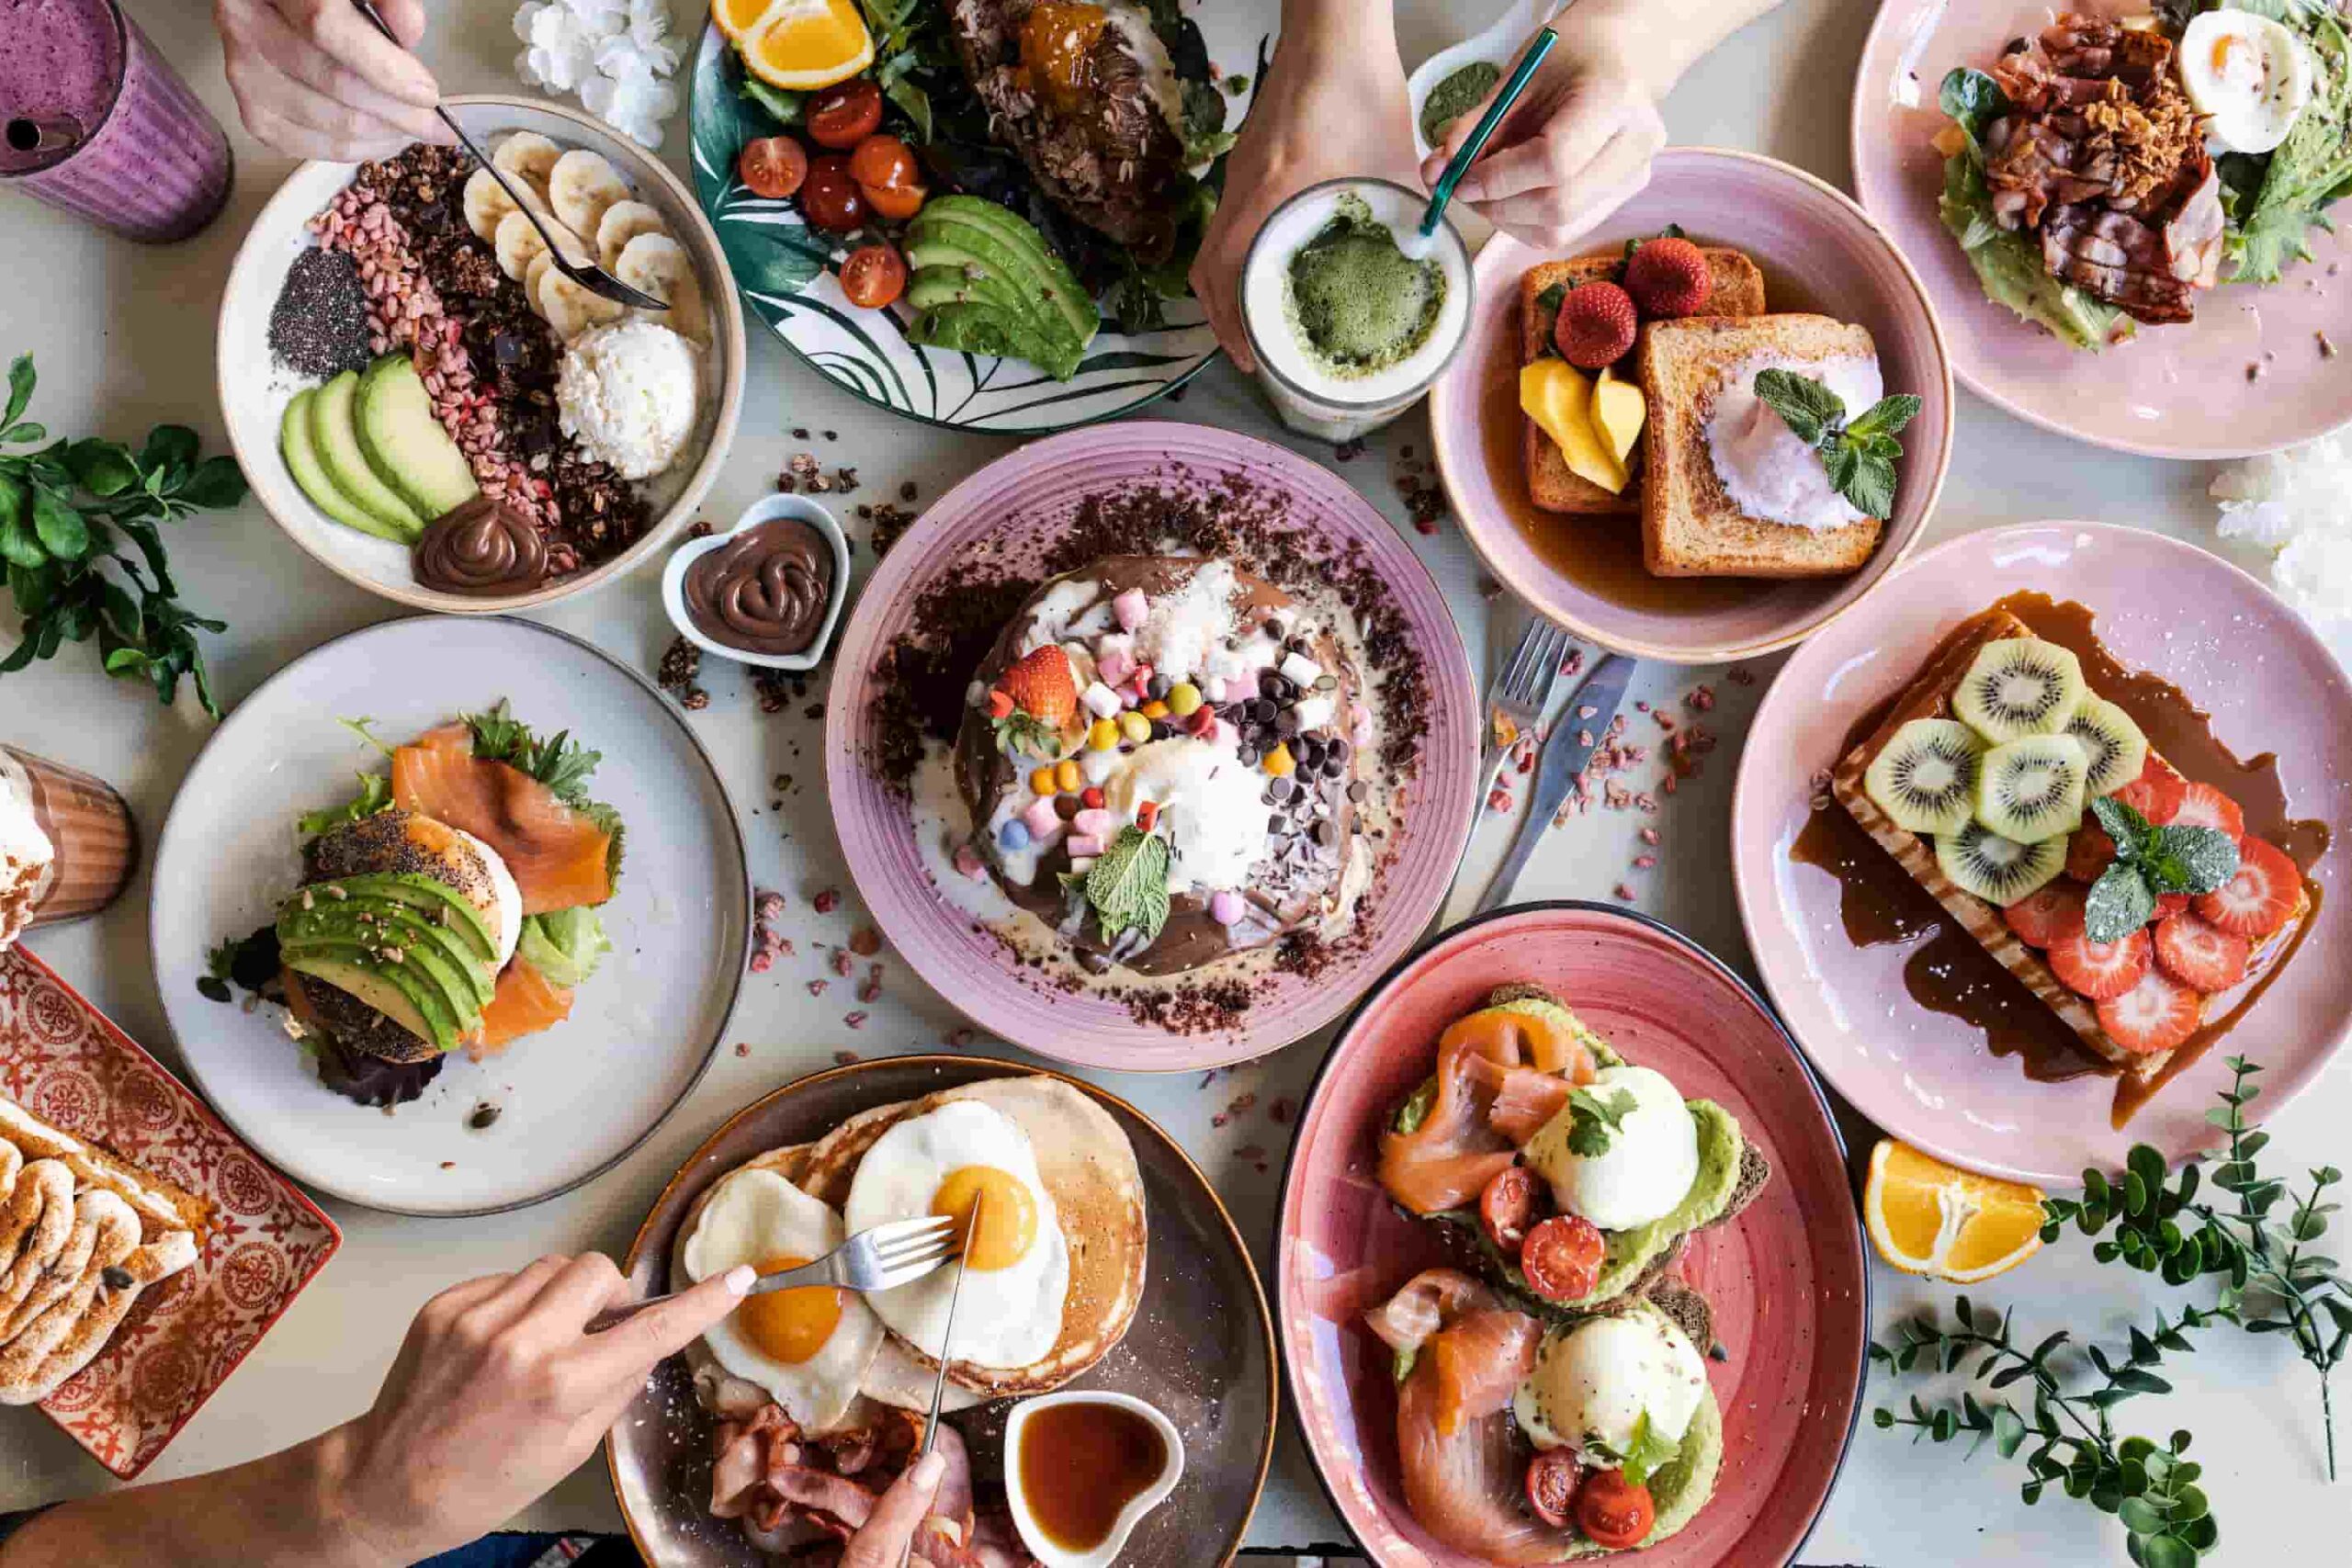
[1414,23,1561,250]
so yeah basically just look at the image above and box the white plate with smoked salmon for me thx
[149,615,751,1214]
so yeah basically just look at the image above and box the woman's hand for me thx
[214,0,452,161]
[1191,21,1422,373]
[838,1450,950,1568]
[319,1253,755,1562]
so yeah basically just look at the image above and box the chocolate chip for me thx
[469,1102,502,1130]
[1249,697,1276,723]
[1149,719,1173,740]
[1238,745,1261,767]
[1323,753,1346,778]
[1348,780,1369,802]
[1316,820,1338,847]
[1056,795,1080,820]
[102,1266,134,1292]
[1266,814,1287,835]
[1148,674,1172,701]
[1330,738,1351,762]
[1275,710,1300,738]
[1267,777,1295,802]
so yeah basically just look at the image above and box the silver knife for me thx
[1474,654,1636,915]
[901,1194,977,1567]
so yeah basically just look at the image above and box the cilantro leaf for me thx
[1618,1409,1683,1489]
[1566,1087,1638,1156]
[1084,826,1172,946]
[464,700,605,806]
[2086,862,2158,944]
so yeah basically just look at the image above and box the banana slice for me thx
[462,166,525,243]
[525,251,557,320]
[492,132,563,200]
[547,149,632,246]
[494,209,551,282]
[614,232,711,348]
[596,200,669,271]
[538,266,626,342]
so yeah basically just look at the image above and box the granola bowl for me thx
[218,96,745,614]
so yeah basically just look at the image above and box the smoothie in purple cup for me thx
[1,0,232,243]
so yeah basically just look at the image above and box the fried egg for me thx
[681,1166,884,1432]
[1522,1064,1701,1231]
[843,1100,1069,1371]
[2179,9,2312,157]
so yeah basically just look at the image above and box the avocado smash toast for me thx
[1361,987,1769,1557]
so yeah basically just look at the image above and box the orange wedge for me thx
[740,0,874,91]
[1864,1139,2048,1283]
[713,0,780,43]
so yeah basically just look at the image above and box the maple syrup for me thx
[1015,1397,1170,1551]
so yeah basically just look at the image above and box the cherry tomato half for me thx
[738,136,808,200]
[847,133,920,190]
[841,243,907,309]
[1478,1165,1542,1255]
[1524,1449,1583,1529]
[860,179,928,221]
[1575,1469,1656,1550]
[807,79,885,149]
[1520,1213,1606,1303]
[798,154,867,234]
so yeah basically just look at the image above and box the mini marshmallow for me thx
[1291,694,1335,733]
[1112,589,1148,631]
[1066,834,1104,859]
[953,844,989,881]
[1022,797,1062,839]
[1209,890,1245,925]
[1066,856,1097,874]
[1096,648,1134,687]
[1082,681,1123,718]
[1073,808,1118,838]
[1279,652,1322,687]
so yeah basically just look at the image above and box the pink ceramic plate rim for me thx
[822,422,1479,1072]
[1849,0,2352,459]
[1427,145,1953,664]
[1274,902,1869,1567]
[1730,523,2352,1185]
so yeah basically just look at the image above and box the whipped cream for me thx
[1103,739,1270,895]
[0,753,57,949]
[1704,351,1884,531]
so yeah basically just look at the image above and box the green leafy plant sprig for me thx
[0,354,243,715]
[1871,1295,2223,1565]
[2041,1056,2351,1478]
[1752,368,1922,520]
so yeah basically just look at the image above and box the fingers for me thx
[1189,224,1255,373]
[1448,84,1638,208]
[578,1265,755,1379]
[274,0,442,109]
[521,1253,635,1337]
[375,0,429,48]
[237,0,447,142]
[840,1450,947,1568]
[1477,120,1660,252]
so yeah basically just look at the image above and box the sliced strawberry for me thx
[2194,836,2301,938]
[2096,968,2203,1055]
[2154,892,2190,919]
[2169,783,2245,843]
[2064,825,2115,885]
[2154,913,2251,992]
[2112,757,2187,825]
[2004,885,2085,948]
[2047,924,2152,1001]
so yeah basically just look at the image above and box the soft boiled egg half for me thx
[681,1166,885,1432]
[1521,1064,1701,1232]
[2179,9,2312,156]
[845,1100,1070,1371]
[1513,1309,1710,1461]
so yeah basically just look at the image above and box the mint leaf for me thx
[1085,827,1171,945]
[1534,281,1566,315]
[2091,795,2154,859]
[1846,393,1923,442]
[1753,368,1846,446]
[1619,1409,1682,1489]
[2154,825,2240,895]
[2086,863,2157,944]
[1846,454,1898,521]
[1566,1087,1637,1156]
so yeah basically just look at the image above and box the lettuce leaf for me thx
[516,907,612,988]
[2224,11,2352,283]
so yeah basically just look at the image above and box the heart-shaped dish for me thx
[660,493,852,673]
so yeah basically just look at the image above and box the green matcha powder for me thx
[1283,194,1446,378]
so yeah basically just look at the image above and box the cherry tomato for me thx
[841,243,907,309]
[737,135,808,199]
[807,79,884,149]
[860,179,928,221]
[847,133,920,190]
[1524,1449,1583,1529]
[1519,1213,1606,1303]
[798,154,867,234]
[1478,1165,1542,1255]
[1575,1469,1656,1550]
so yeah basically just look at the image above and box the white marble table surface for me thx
[3,0,2349,1561]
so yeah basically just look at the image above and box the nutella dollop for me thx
[684,516,834,656]
[413,497,550,597]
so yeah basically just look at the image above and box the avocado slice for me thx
[278,898,494,1012]
[310,369,424,542]
[904,232,1081,358]
[907,197,1098,375]
[905,261,1071,361]
[356,354,478,521]
[302,872,500,966]
[281,389,408,543]
[281,943,459,1052]
[908,302,1027,365]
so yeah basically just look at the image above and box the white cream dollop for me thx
[1704,351,1884,532]
[0,754,56,950]
[1103,738,1270,895]
[555,319,699,479]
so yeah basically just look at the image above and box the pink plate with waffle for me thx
[1276,902,1868,1566]
[2,946,340,1478]
[822,422,1478,1072]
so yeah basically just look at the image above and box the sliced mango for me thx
[1520,359,1627,495]
[1593,365,1646,468]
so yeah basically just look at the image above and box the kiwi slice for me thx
[1865,718,1985,836]
[2065,694,2149,797]
[1936,822,2067,906]
[1976,734,2089,840]
[1952,637,2087,743]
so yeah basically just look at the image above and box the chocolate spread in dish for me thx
[413,497,549,597]
[1791,591,2329,1125]
[684,516,834,656]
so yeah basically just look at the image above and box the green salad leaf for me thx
[2225,10,2352,282]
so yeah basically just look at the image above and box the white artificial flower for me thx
[2212,435,2352,635]
[510,0,685,145]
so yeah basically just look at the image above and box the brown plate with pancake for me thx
[607,1055,1277,1565]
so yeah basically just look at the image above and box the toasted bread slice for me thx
[1638,314,1885,578]
[1521,249,1766,516]
[0,1094,208,1238]
[1831,610,2311,1081]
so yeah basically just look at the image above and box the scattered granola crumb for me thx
[734,1042,751,1057]
[1270,1097,1295,1125]
[843,1011,867,1030]
[831,949,854,976]
[685,519,714,539]
[657,634,700,695]
[948,1028,976,1048]
[834,1048,861,1064]
[813,888,841,915]
[1613,883,1635,900]
[848,925,882,956]
[807,979,828,997]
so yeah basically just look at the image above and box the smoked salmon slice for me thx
[1378,1009,1597,1216]
[469,954,573,1058]
[391,727,614,913]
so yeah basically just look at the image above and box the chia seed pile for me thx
[267,249,373,380]
[300,143,650,578]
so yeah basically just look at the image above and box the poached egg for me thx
[2179,9,2312,156]
[1513,1310,1711,1461]
[1521,1064,1701,1231]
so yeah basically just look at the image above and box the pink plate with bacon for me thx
[1275,903,1867,1566]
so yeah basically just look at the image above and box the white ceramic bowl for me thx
[217,96,746,614]
[1407,0,1547,160]
[660,493,850,672]
[1001,1391,1185,1568]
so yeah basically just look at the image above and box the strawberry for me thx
[2112,756,2187,824]
[999,646,1076,728]
[2194,835,2301,937]
[1554,281,1639,369]
[2168,782,2245,843]
[1623,236,1713,318]
[2064,824,2114,885]
[2153,913,2251,992]
[2003,885,2084,948]
[2097,968,2203,1055]
[2047,924,2152,1000]
[2154,892,2190,920]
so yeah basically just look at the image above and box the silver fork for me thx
[585,1213,960,1333]
[1430,617,1571,928]
[348,0,668,312]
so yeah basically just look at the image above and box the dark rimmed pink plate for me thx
[1731,523,2352,1185]
[822,421,1478,1072]
[1275,903,1868,1567]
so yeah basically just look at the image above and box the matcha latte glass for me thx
[1240,178,1473,442]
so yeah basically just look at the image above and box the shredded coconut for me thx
[514,0,683,149]
[2211,434,2352,637]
